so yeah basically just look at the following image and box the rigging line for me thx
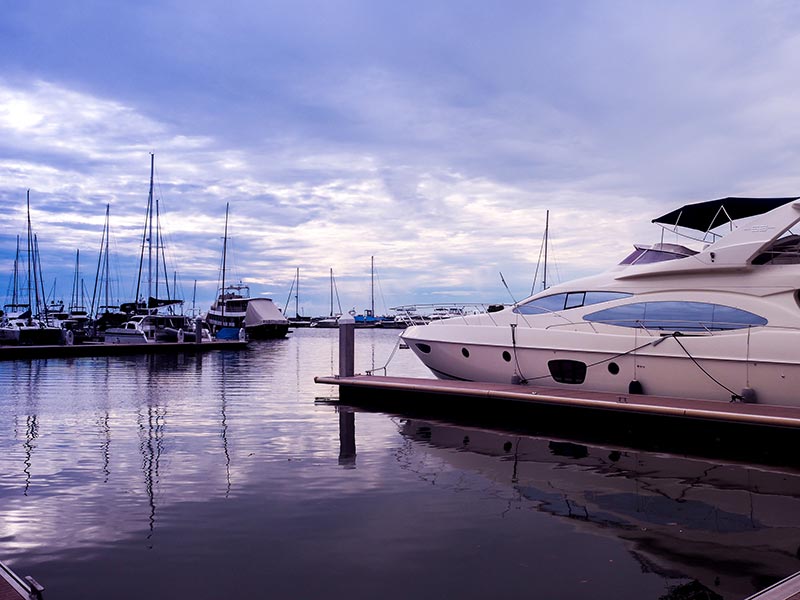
[669,334,744,401]
[366,334,403,375]
[531,227,546,296]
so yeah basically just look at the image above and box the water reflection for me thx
[6,330,788,599]
[338,409,356,468]
[393,417,800,599]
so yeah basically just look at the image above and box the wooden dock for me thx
[746,570,800,600]
[0,560,42,600]
[0,340,248,361]
[315,374,800,465]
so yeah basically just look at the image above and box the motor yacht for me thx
[401,197,800,406]
[104,312,211,344]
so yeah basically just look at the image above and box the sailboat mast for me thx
[329,268,334,317]
[147,153,155,302]
[12,235,19,308]
[295,267,300,318]
[26,190,33,314]
[220,202,229,321]
[34,234,45,319]
[104,221,109,311]
[71,249,80,310]
[543,210,549,291]
[370,255,374,315]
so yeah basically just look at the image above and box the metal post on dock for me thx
[338,314,355,377]
[195,317,203,344]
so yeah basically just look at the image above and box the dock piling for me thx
[338,314,355,377]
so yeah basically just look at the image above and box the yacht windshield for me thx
[514,291,632,314]
[619,243,697,266]
[752,234,800,265]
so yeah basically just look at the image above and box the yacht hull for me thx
[402,324,800,407]
[245,323,289,339]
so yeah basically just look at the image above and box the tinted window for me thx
[584,301,767,331]
[515,294,567,314]
[515,291,631,315]
[584,292,632,306]
[565,292,585,309]
[633,250,686,264]
[620,248,646,265]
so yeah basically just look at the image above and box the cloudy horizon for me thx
[3,1,800,317]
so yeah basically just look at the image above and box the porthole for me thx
[461,347,470,358]
[502,350,511,362]
[608,362,620,375]
[415,343,431,354]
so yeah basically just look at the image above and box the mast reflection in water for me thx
[0,328,797,600]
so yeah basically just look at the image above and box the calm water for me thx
[1,328,799,600]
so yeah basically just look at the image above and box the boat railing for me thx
[390,303,504,326]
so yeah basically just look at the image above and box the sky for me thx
[2,0,800,317]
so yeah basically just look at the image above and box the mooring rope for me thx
[669,333,743,401]
[366,335,403,376]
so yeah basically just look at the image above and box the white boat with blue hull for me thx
[402,197,800,407]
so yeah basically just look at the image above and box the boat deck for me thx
[0,340,248,361]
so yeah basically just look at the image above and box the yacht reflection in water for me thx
[393,418,800,600]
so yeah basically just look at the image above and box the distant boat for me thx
[102,154,199,343]
[90,204,128,334]
[204,203,288,340]
[284,267,312,328]
[0,191,63,346]
[351,256,398,328]
[310,268,342,328]
[104,312,211,344]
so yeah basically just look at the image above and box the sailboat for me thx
[352,256,397,328]
[204,203,289,340]
[284,268,312,327]
[46,249,91,343]
[0,191,64,345]
[104,154,210,344]
[311,268,342,327]
[90,204,128,334]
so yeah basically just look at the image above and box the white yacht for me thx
[402,197,800,406]
[104,313,211,344]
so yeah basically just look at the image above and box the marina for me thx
[1,328,799,600]
[5,4,800,599]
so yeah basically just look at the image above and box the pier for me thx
[0,339,248,361]
[316,373,800,463]
[746,571,800,600]
[316,318,800,465]
[0,560,43,600]
[315,374,800,429]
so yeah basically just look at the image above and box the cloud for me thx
[2,3,800,315]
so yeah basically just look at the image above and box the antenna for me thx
[499,271,518,304]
